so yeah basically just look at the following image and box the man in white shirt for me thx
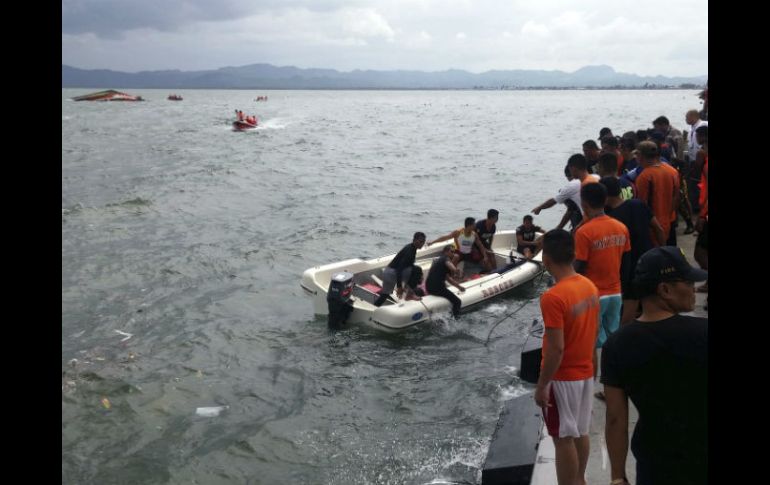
[685,109,708,163]
[532,154,600,229]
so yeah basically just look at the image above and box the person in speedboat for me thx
[516,215,544,259]
[425,245,466,318]
[373,232,426,307]
[474,209,500,263]
[428,217,493,276]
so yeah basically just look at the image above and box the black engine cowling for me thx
[327,271,354,328]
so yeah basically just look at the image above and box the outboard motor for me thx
[327,271,354,328]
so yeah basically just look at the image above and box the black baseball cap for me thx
[633,246,708,284]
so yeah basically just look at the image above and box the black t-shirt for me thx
[601,315,707,471]
[475,219,496,249]
[515,224,543,242]
[606,200,654,283]
[426,254,450,290]
[388,243,417,283]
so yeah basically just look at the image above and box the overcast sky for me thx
[62,0,708,77]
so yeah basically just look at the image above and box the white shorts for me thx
[543,378,593,438]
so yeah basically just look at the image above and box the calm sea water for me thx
[62,88,701,484]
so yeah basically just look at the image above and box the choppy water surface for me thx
[62,88,701,484]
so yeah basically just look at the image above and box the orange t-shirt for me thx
[699,156,708,217]
[661,162,680,222]
[635,164,678,244]
[574,214,630,295]
[540,274,600,380]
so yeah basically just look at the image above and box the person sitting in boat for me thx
[428,217,493,275]
[516,215,545,259]
[236,110,244,121]
[475,209,499,262]
[425,245,466,318]
[373,232,426,307]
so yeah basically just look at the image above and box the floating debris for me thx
[195,406,228,417]
[114,330,133,342]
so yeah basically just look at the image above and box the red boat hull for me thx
[232,120,257,131]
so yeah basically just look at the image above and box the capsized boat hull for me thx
[301,230,544,330]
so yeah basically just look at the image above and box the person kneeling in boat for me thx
[516,215,544,259]
[428,217,493,276]
[426,245,466,317]
[373,232,426,307]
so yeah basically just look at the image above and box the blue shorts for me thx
[596,294,622,348]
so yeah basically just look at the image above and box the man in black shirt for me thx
[582,139,601,174]
[425,245,465,317]
[474,209,499,265]
[515,215,544,259]
[601,177,665,325]
[601,246,707,485]
[374,232,426,307]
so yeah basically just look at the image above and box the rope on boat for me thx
[483,263,548,346]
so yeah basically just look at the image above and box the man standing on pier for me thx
[535,229,600,485]
[602,246,708,485]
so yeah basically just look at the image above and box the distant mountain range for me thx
[62,64,707,90]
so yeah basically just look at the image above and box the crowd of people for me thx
[533,108,708,485]
[367,104,709,485]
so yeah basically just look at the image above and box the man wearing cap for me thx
[601,246,707,485]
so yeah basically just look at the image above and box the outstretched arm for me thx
[428,230,457,246]
[532,198,557,215]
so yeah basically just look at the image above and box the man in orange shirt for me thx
[634,141,679,247]
[573,183,631,400]
[535,229,600,485]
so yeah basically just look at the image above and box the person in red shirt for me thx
[535,229,600,485]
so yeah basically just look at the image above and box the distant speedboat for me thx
[232,119,257,131]
[301,230,544,330]
[167,94,183,101]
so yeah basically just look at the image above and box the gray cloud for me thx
[62,0,708,77]
[62,0,355,37]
